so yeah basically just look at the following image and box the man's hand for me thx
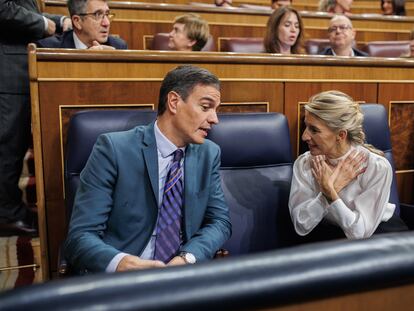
[44,17,56,36]
[167,256,187,267]
[89,40,115,50]
[116,255,165,272]
[62,17,72,32]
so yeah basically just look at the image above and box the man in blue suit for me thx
[65,65,231,273]
[37,0,127,50]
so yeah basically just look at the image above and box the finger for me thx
[355,167,366,176]
[311,168,318,179]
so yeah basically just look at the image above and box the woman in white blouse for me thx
[289,90,406,241]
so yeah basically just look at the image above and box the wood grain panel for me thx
[259,283,414,311]
[389,102,414,171]
[378,84,414,204]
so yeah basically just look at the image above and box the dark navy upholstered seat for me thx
[207,113,296,255]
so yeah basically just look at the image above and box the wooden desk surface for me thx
[29,46,414,276]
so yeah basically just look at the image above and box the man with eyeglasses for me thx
[322,15,367,57]
[37,0,127,50]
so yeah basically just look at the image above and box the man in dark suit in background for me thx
[322,15,368,57]
[0,0,71,235]
[37,0,127,50]
[65,65,231,274]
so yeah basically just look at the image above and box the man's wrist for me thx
[178,252,196,264]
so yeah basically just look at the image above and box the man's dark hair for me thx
[67,0,89,16]
[68,0,108,16]
[158,65,220,116]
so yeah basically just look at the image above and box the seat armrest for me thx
[400,203,414,230]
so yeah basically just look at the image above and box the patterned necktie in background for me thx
[154,149,184,263]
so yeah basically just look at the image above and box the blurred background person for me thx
[264,6,304,54]
[318,0,353,14]
[271,0,292,10]
[0,0,70,235]
[215,0,233,7]
[381,0,406,16]
[168,13,209,51]
[322,15,367,56]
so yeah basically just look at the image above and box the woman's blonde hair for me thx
[174,14,209,51]
[305,90,383,156]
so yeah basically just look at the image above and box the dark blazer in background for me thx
[0,0,64,223]
[0,0,64,94]
[36,30,128,49]
[321,47,368,57]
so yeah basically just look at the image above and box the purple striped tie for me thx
[154,149,184,263]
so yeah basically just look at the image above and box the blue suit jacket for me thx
[36,29,127,49]
[65,122,231,273]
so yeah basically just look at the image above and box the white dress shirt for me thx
[289,145,395,240]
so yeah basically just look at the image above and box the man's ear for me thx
[167,91,180,114]
[72,16,82,31]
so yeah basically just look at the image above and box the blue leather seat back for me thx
[65,110,157,219]
[207,113,296,254]
[360,104,400,214]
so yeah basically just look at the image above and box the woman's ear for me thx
[338,129,348,141]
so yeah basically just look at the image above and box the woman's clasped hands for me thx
[311,150,367,203]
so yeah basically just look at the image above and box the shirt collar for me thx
[73,32,89,49]
[154,120,185,158]
[331,48,355,57]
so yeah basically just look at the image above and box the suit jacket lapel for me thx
[142,122,159,206]
[184,144,199,237]
[63,31,76,48]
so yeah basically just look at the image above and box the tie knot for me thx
[173,149,184,162]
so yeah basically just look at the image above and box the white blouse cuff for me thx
[329,199,356,228]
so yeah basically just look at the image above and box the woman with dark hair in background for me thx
[264,6,304,54]
[381,0,406,16]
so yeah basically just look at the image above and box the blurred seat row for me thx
[150,33,410,57]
